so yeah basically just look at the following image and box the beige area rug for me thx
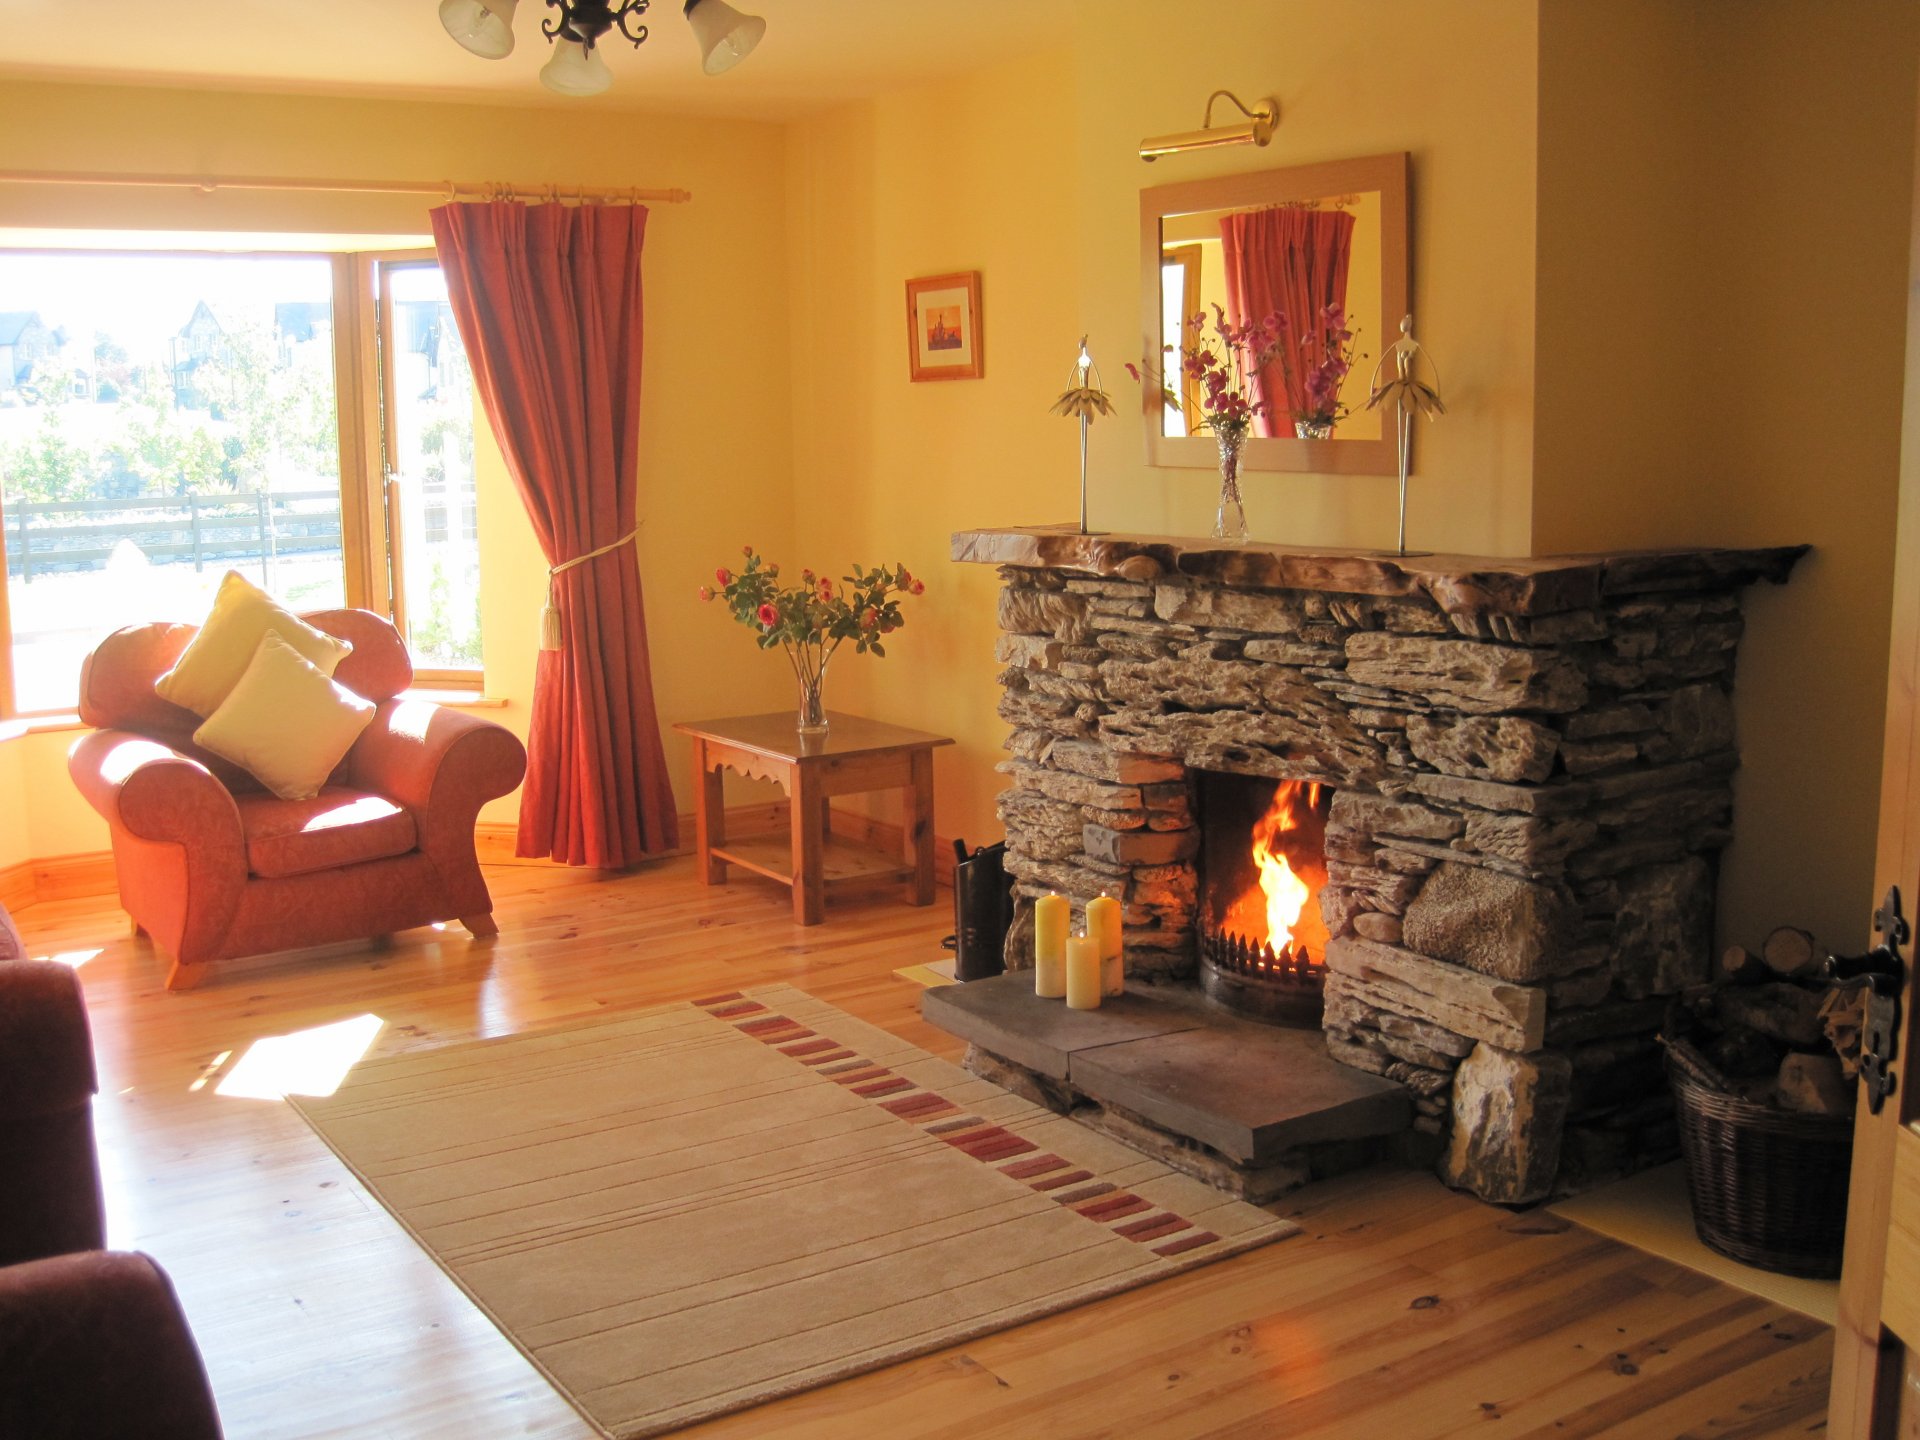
[291,983,1299,1439]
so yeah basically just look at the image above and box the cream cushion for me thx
[156,570,354,718]
[192,634,377,801]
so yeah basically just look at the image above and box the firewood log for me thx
[1775,1052,1854,1116]
[1703,1026,1786,1080]
[1760,926,1824,981]
[1713,983,1828,1049]
[1719,945,1768,985]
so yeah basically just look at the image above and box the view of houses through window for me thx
[0,248,481,715]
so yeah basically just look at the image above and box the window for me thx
[377,261,482,678]
[0,245,483,717]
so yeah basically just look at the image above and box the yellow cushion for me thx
[192,634,377,802]
[156,570,354,718]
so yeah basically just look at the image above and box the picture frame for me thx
[905,271,983,382]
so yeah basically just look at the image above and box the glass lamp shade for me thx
[438,0,517,59]
[685,0,766,75]
[540,39,613,96]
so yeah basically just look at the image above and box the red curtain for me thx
[1220,208,1356,437]
[430,201,678,867]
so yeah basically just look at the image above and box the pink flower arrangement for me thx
[1128,302,1361,438]
[1129,304,1283,444]
[1296,304,1360,432]
[700,548,924,700]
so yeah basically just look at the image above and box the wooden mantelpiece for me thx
[951,526,1809,618]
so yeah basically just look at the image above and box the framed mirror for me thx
[1139,152,1408,476]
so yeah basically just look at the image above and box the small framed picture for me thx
[905,271,983,382]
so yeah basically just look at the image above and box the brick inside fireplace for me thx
[923,528,1808,1207]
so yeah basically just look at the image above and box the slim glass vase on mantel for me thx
[1214,426,1249,542]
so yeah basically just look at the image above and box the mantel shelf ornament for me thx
[1364,313,1446,557]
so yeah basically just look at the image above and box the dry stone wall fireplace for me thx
[928,527,1806,1206]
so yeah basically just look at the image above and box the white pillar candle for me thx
[1065,935,1102,1010]
[1034,893,1069,998]
[1086,893,1123,996]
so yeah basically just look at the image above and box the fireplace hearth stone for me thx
[942,526,1807,1206]
[923,974,1411,1201]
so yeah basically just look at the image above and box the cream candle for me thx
[1033,893,1069,999]
[1065,935,1102,1010]
[1087,893,1123,996]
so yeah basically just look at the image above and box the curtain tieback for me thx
[540,527,639,651]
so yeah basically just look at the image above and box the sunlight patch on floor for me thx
[215,1014,385,1101]
[34,948,103,970]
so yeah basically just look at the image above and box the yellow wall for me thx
[1534,0,1920,946]
[1074,0,1541,555]
[786,1,1543,851]
[783,52,1082,848]
[0,79,800,855]
[0,735,26,873]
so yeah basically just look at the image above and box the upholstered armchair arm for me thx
[0,962,95,1121]
[0,963,105,1268]
[67,731,244,852]
[68,731,249,970]
[347,700,527,864]
[0,1251,224,1439]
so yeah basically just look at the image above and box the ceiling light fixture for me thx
[1139,91,1279,162]
[437,0,765,96]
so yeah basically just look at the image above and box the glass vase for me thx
[1214,426,1249,542]
[1294,417,1335,440]
[796,659,829,735]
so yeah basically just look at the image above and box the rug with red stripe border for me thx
[291,982,1299,1439]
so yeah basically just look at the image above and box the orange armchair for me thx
[67,610,527,991]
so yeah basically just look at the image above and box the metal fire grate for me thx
[1197,923,1324,1026]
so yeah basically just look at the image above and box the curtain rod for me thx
[0,169,691,205]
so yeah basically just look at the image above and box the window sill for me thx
[0,691,504,744]
[401,689,508,710]
[0,714,84,743]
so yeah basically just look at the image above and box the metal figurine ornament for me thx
[1050,336,1113,534]
[1364,314,1446,557]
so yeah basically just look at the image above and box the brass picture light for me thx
[1139,90,1279,162]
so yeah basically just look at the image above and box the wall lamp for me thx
[1139,91,1279,162]
[438,0,766,97]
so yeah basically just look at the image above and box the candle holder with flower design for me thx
[699,548,924,734]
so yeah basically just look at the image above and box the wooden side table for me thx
[672,712,954,926]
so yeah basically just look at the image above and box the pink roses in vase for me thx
[699,547,924,734]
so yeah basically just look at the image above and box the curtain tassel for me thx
[542,526,640,652]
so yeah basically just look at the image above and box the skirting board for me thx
[2,803,957,915]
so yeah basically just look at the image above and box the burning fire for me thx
[1251,781,1322,955]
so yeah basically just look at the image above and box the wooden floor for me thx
[14,860,1834,1439]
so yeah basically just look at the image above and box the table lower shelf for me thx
[711,833,915,890]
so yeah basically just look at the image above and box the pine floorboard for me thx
[11,858,1833,1439]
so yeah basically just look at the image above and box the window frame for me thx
[364,251,484,690]
[0,242,483,719]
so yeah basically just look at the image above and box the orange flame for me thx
[1250,781,1322,954]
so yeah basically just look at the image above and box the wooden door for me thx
[1830,64,1920,1439]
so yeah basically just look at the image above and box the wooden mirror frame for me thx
[1139,151,1409,477]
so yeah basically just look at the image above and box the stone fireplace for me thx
[925,527,1805,1206]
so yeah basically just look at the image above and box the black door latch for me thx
[1825,885,1908,1115]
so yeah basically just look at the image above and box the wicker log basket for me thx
[1664,1036,1854,1279]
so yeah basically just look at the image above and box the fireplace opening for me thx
[1196,772,1334,1026]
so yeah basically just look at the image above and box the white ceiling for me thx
[0,1,1076,120]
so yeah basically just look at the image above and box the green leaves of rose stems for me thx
[698,548,925,687]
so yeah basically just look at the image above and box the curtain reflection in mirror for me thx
[1220,205,1355,438]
